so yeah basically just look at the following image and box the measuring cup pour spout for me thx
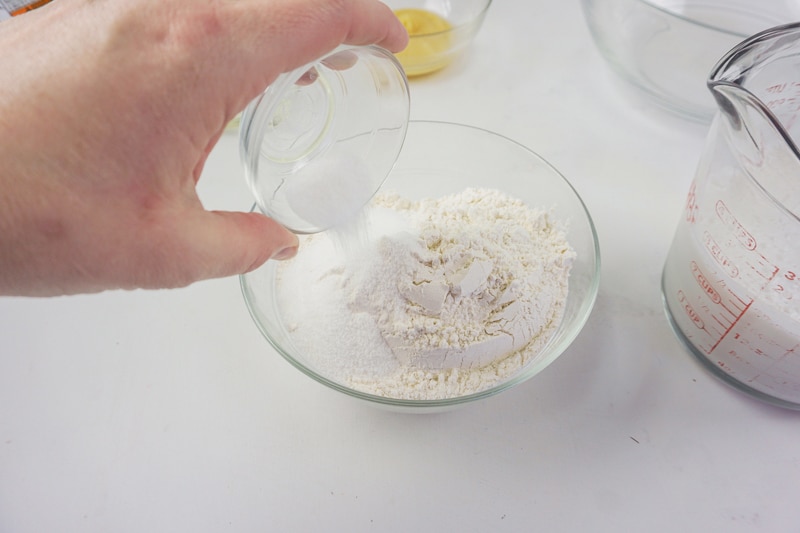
[707,22,800,218]
[661,22,800,409]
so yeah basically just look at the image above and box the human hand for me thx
[0,0,408,296]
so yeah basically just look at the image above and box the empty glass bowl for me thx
[580,0,800,122]
[240,121,600,413]
[382,0,492,77]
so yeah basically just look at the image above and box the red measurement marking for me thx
[751,253,780,285]
[766,83,787,94]
[685,183,698,223]
[715,200,756,250]
[709,298,753,354]
[767,98,786,109]
[703,231,739,278]
[773,284,794,301]
[691,261,721,304]
[677,290,705,330]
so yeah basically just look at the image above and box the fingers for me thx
[174,209,299,286]
[295,50,360,86]
[339,0,409,52]
[268,0,408,53]
[221,0,408,82]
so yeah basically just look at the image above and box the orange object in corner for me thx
[4,0,53,17]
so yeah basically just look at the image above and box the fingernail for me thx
[272,245,298,261]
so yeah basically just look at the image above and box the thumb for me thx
[177,209,299,284]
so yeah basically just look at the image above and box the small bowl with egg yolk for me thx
[384,0,492,77]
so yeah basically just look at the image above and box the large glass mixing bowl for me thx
[580,0,800,122]
[241,121,600,413]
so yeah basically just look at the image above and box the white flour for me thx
[275,188,575,400]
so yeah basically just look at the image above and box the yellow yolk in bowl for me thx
[393,8,453,76]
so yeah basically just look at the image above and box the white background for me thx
[2,1,799,531]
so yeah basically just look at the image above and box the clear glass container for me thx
[241,121,600,413]
[580,0,800,122]
[662,23,800,409]
[239,46,410,233]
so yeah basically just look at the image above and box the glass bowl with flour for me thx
[241,121,600,412]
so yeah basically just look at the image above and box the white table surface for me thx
[2,1,799,532]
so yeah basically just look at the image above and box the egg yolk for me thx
[393,8,453,76]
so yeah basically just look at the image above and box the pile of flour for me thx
[275,187,576,400]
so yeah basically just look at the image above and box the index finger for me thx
[228,0,408,74]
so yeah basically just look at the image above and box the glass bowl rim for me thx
[629,0,772,38]
[399,0,493,39]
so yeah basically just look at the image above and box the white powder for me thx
[275,187,576,400]
[282,151,376,229]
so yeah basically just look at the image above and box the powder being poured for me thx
[275,187,576,400]
[282,150,375,229]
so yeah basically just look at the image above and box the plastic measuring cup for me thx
[239,46,410,234]
[662,23,800,409]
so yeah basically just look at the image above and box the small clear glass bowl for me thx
[239,46,409,233]
[241,121,600,413]
[580,0,800,122]
[382,0,492,77]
